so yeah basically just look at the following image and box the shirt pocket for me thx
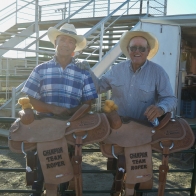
[110,81,124,98]
[139,84,155,103]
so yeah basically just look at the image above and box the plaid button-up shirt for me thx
[21,57,98,108]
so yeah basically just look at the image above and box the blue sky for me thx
[167,0,196,15]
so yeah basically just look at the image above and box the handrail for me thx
[41,2,68,7]
[24,0,94,50]
[74,0,140,63]
[0,81,26,111]
[0,0,35,22]
[20,0,35,5]
[0,2,16,13]
[84,0,139,38]
[0,31,36,38]
[82,0,140,60]
[0,46,55,55]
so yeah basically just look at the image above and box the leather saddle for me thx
[100,113,195,196]
[8,104,110,196]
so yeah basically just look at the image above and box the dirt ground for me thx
[0,134,195,196]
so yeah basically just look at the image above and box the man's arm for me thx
[29,97,92,116]
[77,61,112,94]
[144,66,177,121]
[29,96,70,115]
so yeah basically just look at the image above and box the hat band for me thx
[60,29,77,35]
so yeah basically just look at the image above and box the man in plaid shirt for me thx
[22,23,98,196]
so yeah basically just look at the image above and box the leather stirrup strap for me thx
[72,136,83,196]
[26,151,37,186]
[114,155,126,194]
[45,183,58,196]
[158,145,170,196]
[69,104,90,122]
[107,157,117,171]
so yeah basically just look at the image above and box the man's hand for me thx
[144,105,165,122]
[76,60,91,70]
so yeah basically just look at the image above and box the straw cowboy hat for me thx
[120,30,159,59]
[47,23,87,52]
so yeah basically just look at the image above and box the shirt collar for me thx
[129,60,148,72]
[53,56,76,67]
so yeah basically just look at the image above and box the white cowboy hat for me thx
[47,23,86,52]
[120,30,159,59]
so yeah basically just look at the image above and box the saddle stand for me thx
[8,104,110,196]
[8,107,194,196]
[100,113,195,196]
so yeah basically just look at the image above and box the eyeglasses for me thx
[129,46,148,52]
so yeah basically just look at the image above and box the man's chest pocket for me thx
[110,82,124,98]
[139,85,155,103]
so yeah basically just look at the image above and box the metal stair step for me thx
[1,107,20,110]
[0,35,12,39]
[87,42,116,46]
[14,22,34,28]
[104,32,125,36]
[86,37,121,41]
[105,27,130,31]
[0,75,29,80]
[39,40,54,48]
[0,129,8,138]
[25,56,51,62]
[6,29,23,34]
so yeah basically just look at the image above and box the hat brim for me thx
[47,27,87,52]
[120,31,159,60]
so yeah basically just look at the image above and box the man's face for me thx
[127,36,150,67]
[55,35,76,57]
